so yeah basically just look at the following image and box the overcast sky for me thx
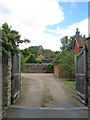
[0,0,89,51]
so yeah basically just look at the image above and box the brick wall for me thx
[2,55,12,110]
[26,63,48,73]
[54,63,63,78]
[54,63,61,77]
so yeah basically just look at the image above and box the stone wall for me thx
[0,64,2,120]
[26,63,48,73]
[2,55,12,110]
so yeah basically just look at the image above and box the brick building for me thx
[74,28,86,54]
[37,47,55,58]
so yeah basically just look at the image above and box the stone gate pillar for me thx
[0,63,2,119]
[0,28,2,119]
[2,54,12,110]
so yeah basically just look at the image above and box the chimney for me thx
[76,28,80,37]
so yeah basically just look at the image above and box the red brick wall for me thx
[74,41,80,55]
[54,63,63,78]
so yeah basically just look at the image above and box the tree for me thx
[1,23,30,56]
[21,45,54,58]
[21,53,26,72]
[25,54,37,63]
[52,52,61,65]
[21,46,40,57]
[60,50,75,78]
[36,55,44,63]
[21,48,31,58]
[46,63,54,73]
[42,49,53,53]
[52,50,75,78]
[60,36,75,51]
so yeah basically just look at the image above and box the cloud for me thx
[58,0,89,2]
[0,0,64,28]
[0,0,88,51]
[46,18,88,38]
[0,0,64,51]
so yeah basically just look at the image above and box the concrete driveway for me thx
[4,73,88,118]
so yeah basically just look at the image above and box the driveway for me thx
[14,73,85,108]
[4,73,88,118]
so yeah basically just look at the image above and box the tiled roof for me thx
[42,53,55,58]
[75,36,86,48]
[37,49,55,58]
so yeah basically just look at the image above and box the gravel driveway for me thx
[14,73,85,108]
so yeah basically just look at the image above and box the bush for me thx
[46,63,54,73]
[25,54,37,63]
[36,55,44,63]
[21,54,26,72]
[52,50,75,78]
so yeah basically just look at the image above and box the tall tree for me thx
[0,23,30,56]
[52,50,75,78]
[60,35,75,51]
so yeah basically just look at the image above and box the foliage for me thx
[60,50,75,78]
[52,52,61,65]
[21,77,26,84]
[21,53,26,72]
[60,78,75,91]
[60,36,75,51]
[28,46,40,57]
[20,48,31,58]
[52,50,75,78]
[42,49,53,53]
[1,23,30,56]
[25,53,37,63]
[46,63,54,73]
[21,46,54,58]
[21,46,40,57]
[36,55,44,63]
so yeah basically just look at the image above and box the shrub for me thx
[52,50,75,78]
[36,55,44,63]
[21,53,26,72]
[46,63,54,73]
[25,54,37,63]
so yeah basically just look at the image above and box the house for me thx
[37,47,55,58]
[42,58,54,63]
[74,28,86,54]
[37,47,55,63]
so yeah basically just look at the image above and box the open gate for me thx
[75,45,88,105]
[11,54,21,104]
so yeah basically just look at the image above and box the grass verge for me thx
[21,77,26,84]
[60,78,75,91]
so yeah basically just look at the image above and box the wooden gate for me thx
[11,54,21,104]
[75,45,88,105]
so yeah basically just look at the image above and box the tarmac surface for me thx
[3,73,89,118]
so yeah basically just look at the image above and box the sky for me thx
[0,0,89,51]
